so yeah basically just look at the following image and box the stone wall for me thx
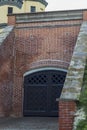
[61,22,87,100]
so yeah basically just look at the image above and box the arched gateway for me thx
[23,68,67,117]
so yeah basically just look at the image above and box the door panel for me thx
[23,70,66,116]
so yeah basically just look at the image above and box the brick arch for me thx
[29,59,69,70]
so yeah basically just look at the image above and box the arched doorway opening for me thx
[23,68,67,117]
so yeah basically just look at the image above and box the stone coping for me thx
[60,22,87,100]
[15,9,83,23]
[0,26,14,45]
[7,9,84,23]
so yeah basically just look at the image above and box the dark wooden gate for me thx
[23,70,66,117]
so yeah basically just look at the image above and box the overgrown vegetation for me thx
[76,63,87,130]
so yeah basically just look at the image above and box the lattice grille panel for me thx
[51,73,66,84]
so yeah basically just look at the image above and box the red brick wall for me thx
[59,100,76,130]
[15,20,81,69]
[0,12,86,130]
[1,10,86,118]
[0,9,84,130]
[83,10,87,21]
[10,19,81,116]
[0,29,15,116]
[8,15,16,25]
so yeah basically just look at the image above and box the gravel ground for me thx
[0,117,58,130]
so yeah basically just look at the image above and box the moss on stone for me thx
[76,59,87,130]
